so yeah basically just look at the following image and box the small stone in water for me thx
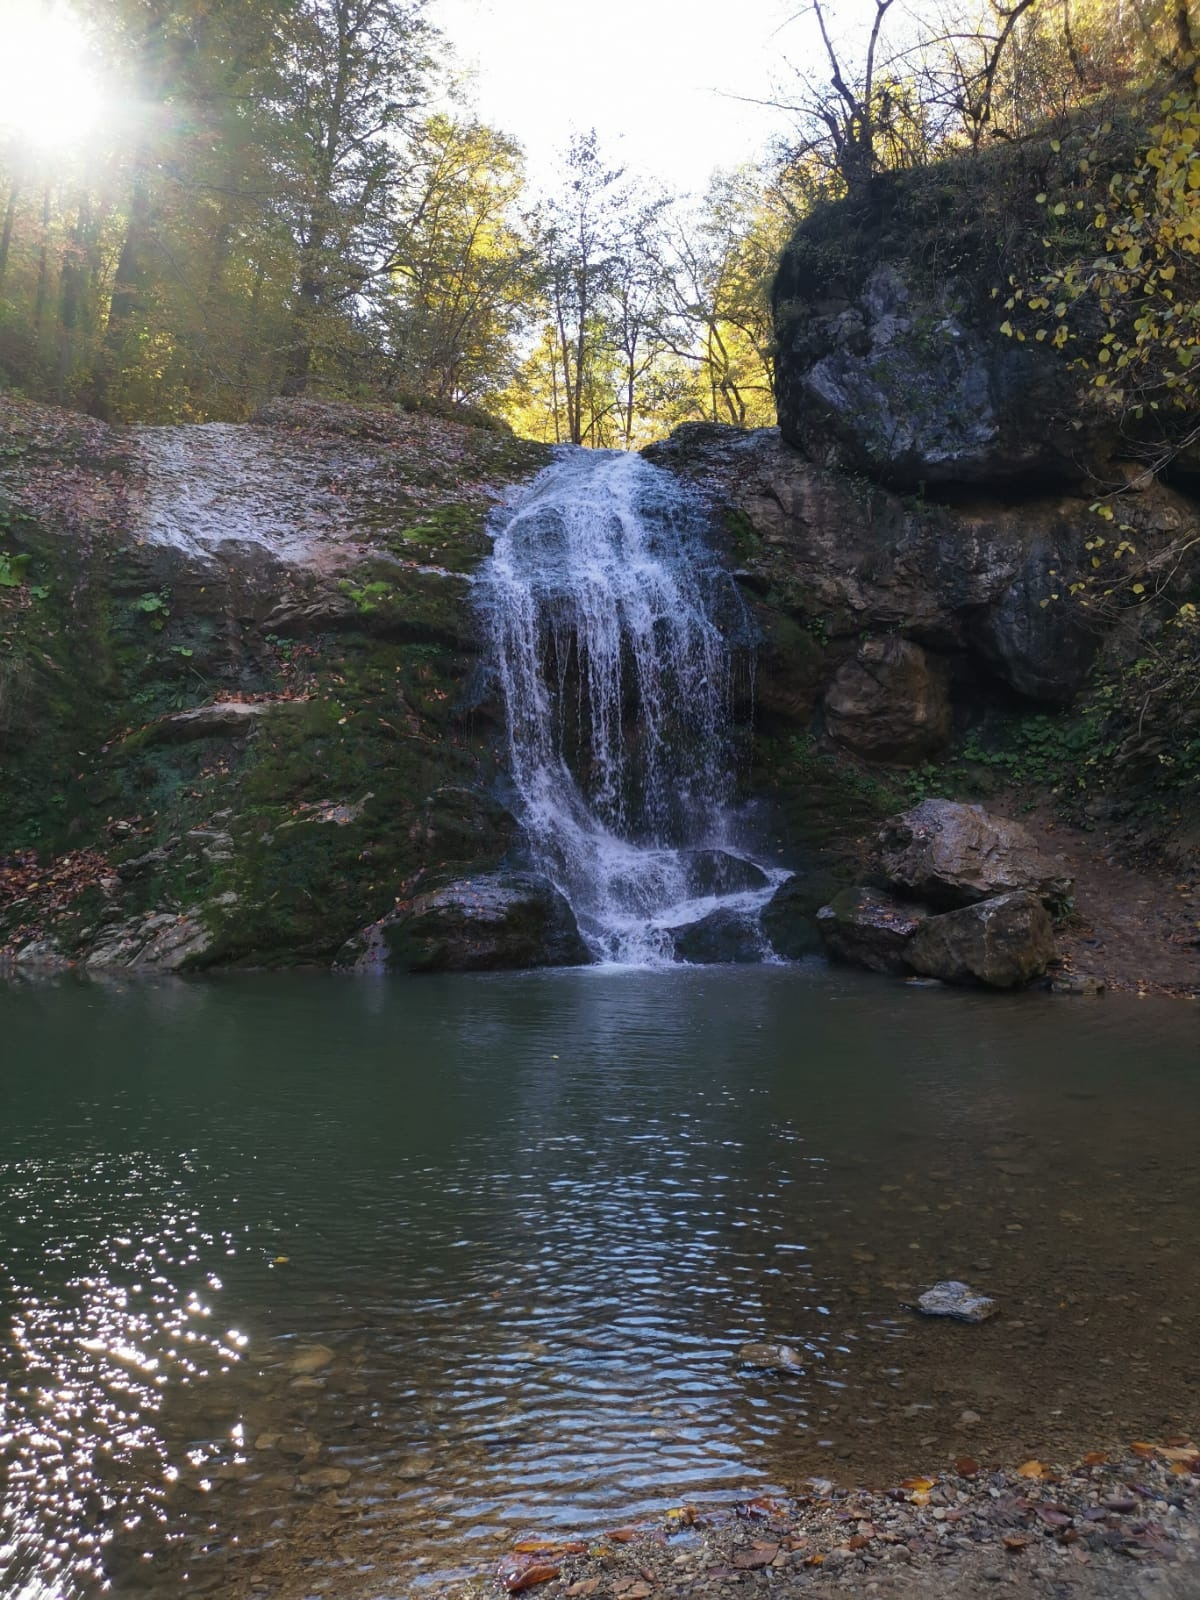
[298,1466,351,1489]
[914,1282,998,1323]
[288,1343,335,1375]
[739,1342,804,1372]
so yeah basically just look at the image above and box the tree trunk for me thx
[0,181,19,292]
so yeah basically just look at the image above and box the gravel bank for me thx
[432,1442,1199,1600]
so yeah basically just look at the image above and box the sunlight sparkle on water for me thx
[0,2,106,152]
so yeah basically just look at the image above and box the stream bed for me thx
[1,965,1197,1598]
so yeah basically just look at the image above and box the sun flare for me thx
[0,1,107,153]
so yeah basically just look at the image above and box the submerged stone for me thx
[739,1342,804,1372]
[914,1281,998,1324]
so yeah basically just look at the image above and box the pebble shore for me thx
[433,1442,1200,1600]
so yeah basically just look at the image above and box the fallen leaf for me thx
[499,1560,561,1593]
[1002,1534,1030,1552]
[901,1477,937,1493]
[733,1542,779,1569]
[1083,1451,1108,1467]
[1037,1507,1073,1529]
[613,1581,653,1599]
[1130,1442,1157,1458]
[606,1527,640,1544]
[513,1540,587,1557]
[565,1583,599,1598]
[954,1457,980,1477]
[1016,1460,1048,1480]
[803,1553,825,1567]
[737,1495,788,1522]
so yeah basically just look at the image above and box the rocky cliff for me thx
[0,397,552,969]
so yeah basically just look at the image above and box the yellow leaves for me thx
[999,320,1014,338]
[901,1476,936,1506]
[1122,245,1142,269]
[1016,1460,1049,1480]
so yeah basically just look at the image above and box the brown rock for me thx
[825,636,951,764]
[875,800,1072,911]
[908,891,1057,988]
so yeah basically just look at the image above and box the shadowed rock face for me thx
[824,636,952,763]
[643,423,1196,723]
[875,799,1073,911]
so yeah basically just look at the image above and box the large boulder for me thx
[772,260,1094,490]
[815,887,929,974]
[908,891,1057,988]
[875,800,1072,911]
[824,635,951,763]
[358,871,590,973]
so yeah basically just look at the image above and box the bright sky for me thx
[431,0,800,194]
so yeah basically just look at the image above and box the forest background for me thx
[0,0,1195,448]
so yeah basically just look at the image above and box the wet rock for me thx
[672,909,764,965]
[288,1344,335,1375]
[824,636,952,765]
[760,876,825,960]
[276,1432,321,1458]
[678,849,770,897]
[297,1466,351,1489]
[908,891,1057,988]
[360,871,591,973]
[875,800,1072,912]
[739,1342,804,1372]
[816,887,929,974]
[914,1281,998,1323]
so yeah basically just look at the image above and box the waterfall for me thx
[478,448,786,965]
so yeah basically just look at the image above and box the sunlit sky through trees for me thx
[417,0,792,191]
[0,0,110,150]
[0,0,842,192]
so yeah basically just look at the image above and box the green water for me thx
[1,966,1197,1598]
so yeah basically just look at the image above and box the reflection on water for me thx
[0,967,1198,1597]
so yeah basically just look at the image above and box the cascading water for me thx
[479,448,787,965]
